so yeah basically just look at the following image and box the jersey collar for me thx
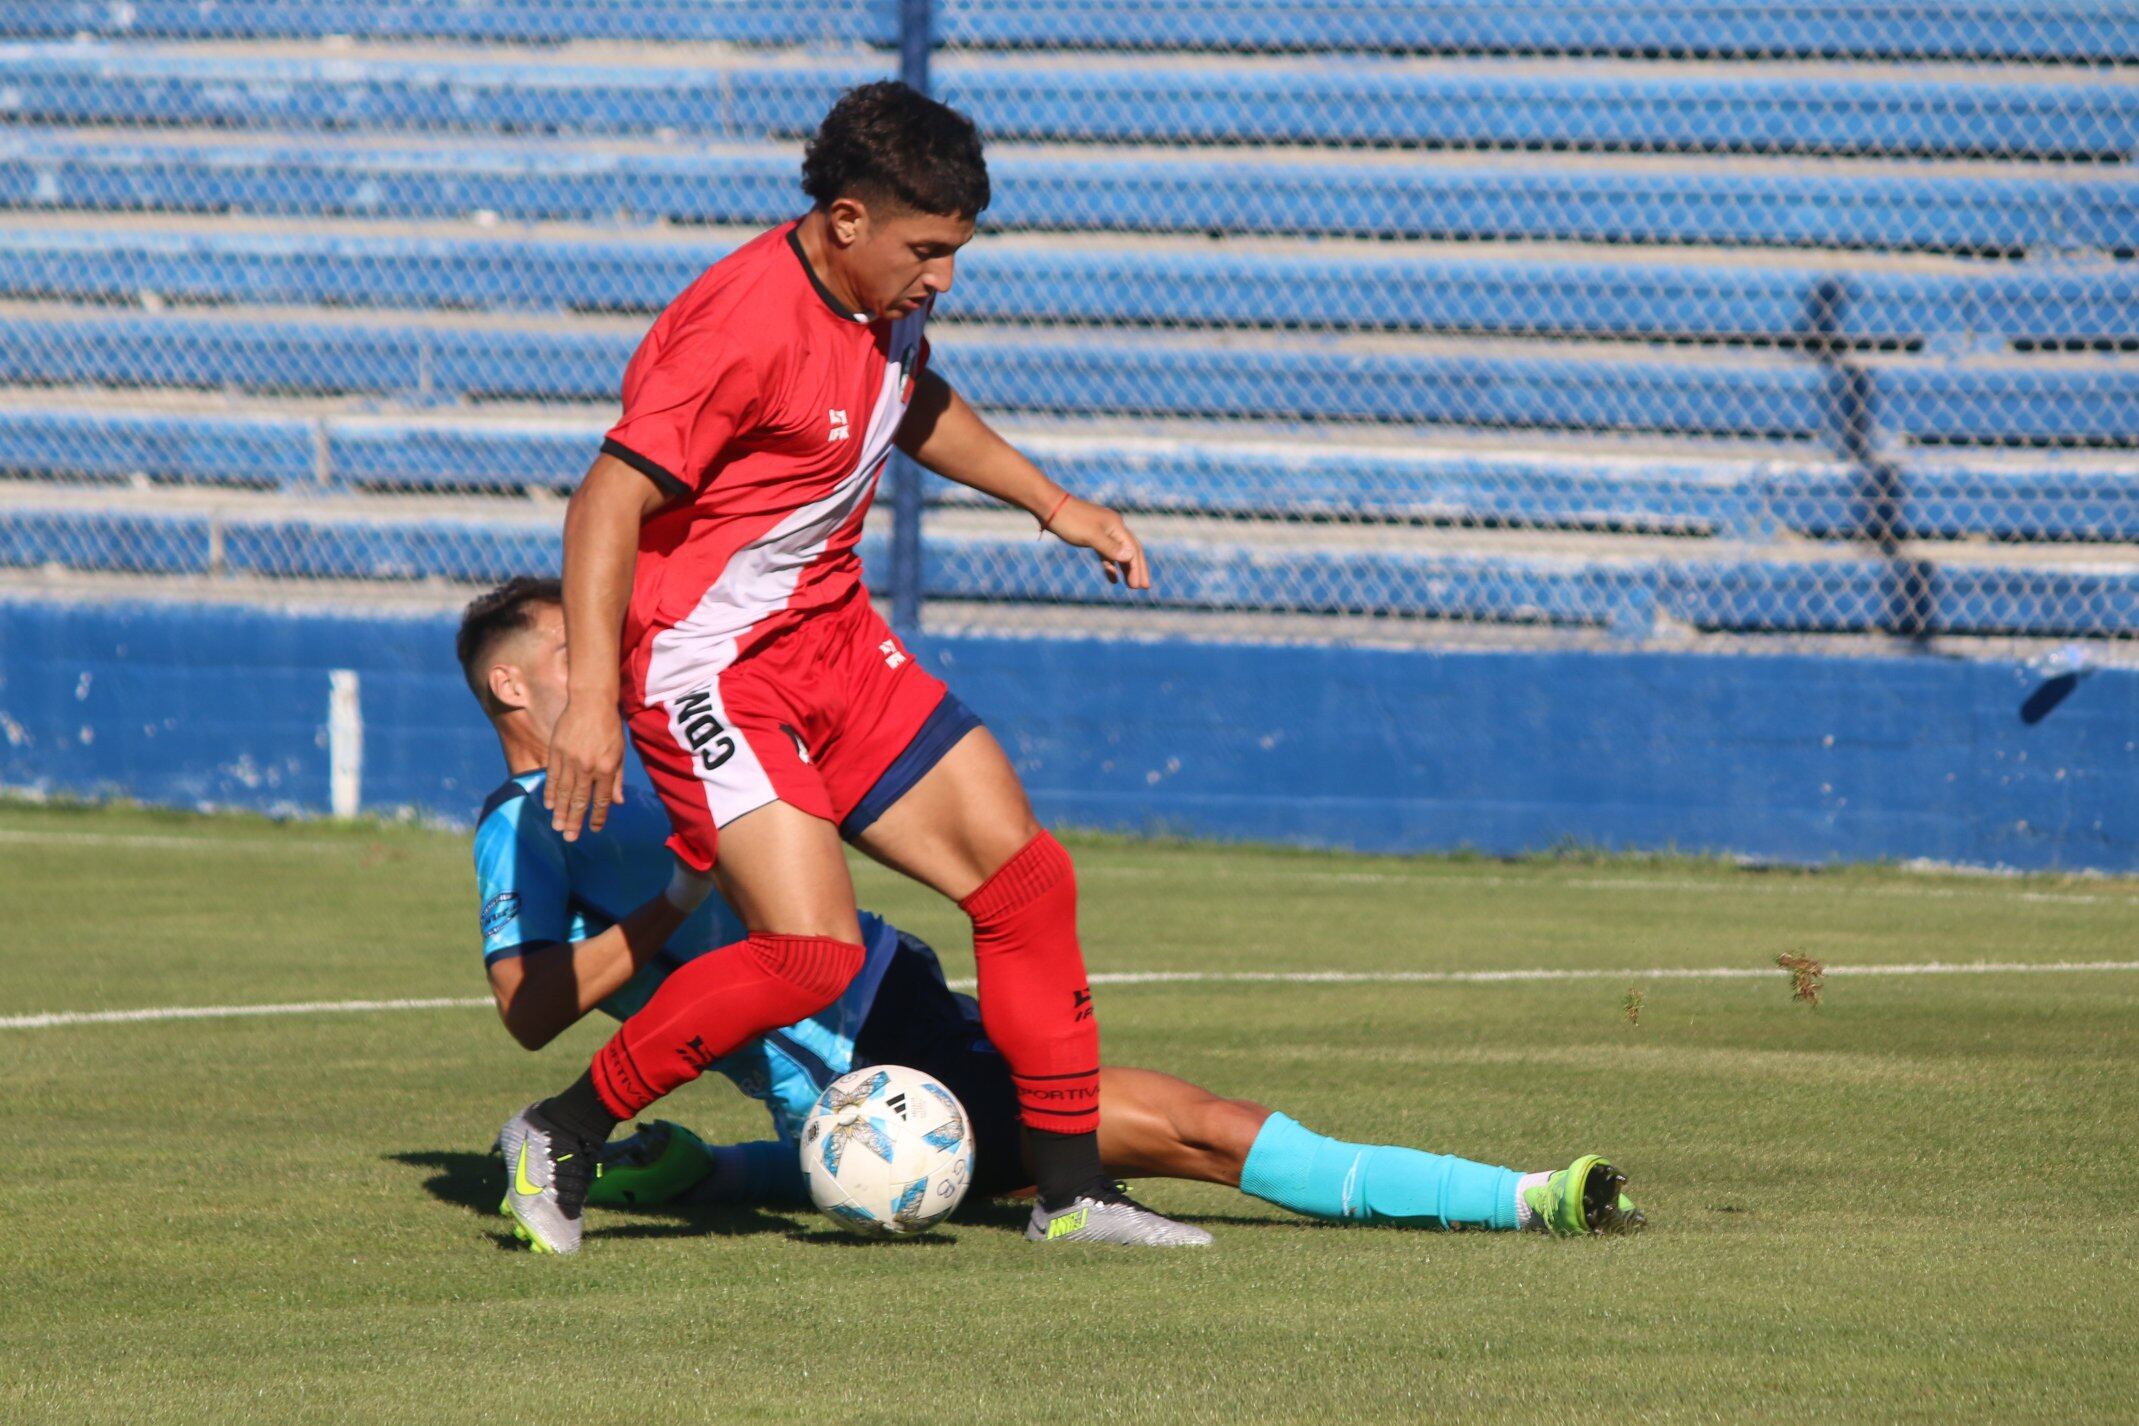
[477,769,544,824]
[787,222,872,325]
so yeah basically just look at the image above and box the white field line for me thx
[1077,864,2139,907]
[0,996,492,1030]
[3,827,2133,906]
[0,827,349,853]
[7,961,2137,1032]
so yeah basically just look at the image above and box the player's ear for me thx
[486,661,529,714]
[825,196,868,248]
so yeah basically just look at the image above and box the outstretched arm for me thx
[895,369,1151,590]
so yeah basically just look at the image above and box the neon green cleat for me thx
[1522,1155,1646,1237]
[586,1120,713,1208]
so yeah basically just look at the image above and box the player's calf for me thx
[587,932,863,1128]
[1092,1067,1269,1185]
[959,834,1104,1182]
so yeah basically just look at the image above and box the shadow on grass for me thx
[388,1149,1284,1247]
[385,1149,799,1242]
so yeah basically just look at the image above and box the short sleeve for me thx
[472,798,571,965]
[601,316,762,500]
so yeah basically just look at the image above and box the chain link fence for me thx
[0,2,2133,650]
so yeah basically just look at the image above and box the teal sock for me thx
[1239,1112,1522,1231]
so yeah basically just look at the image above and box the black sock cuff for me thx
[1026,1127,1109,1210]
[538,1068,621,1146]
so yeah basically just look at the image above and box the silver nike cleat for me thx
[496,1104,597,1255]
[1025,1192,1213,1246]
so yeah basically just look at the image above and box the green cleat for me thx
[587,1120,713,1208]
[1522,1154,1646,1237]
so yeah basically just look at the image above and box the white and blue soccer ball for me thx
[800,1065,975,1237]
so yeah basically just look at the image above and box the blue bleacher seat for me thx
[1,228,2133,349]
[5,133,2130,257]
[0,407,315,486]
[0,2,888,46]
[3,310,2134,445]
[1,47,2132,159]
[0,507,215,574]
[6,3,2134,64]
[0,309,1839,437]
[7,501,2131,638]
[939,2,2139,64]
[9,406,2135,546]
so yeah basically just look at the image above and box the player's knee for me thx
[963,827,1074,923]
[962,817,1049,903]
[748,932,865,1008]
[1009,811,1047,854]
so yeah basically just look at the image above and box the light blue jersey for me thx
[472,770,902,1142]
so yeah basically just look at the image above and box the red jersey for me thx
[600,220,931,706]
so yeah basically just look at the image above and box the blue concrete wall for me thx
[1,596,2131,871]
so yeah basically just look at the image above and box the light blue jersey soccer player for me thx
[476,770,906,1148]
[460,577,1646,1236]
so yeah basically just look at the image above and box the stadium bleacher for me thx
[7,2,2138,64]
[0,2,2132,641]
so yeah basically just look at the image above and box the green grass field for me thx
[3,800,2135,1424]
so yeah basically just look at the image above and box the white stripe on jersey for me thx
[642,306,925,705]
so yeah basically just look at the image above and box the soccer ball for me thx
[800,1065,975,1237]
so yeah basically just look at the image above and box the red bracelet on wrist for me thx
[1037,491,1072,537]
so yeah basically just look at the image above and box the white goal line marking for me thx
[7,960,2136,1032]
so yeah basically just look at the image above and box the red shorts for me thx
[627,593,960,870]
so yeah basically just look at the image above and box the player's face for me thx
[847,205,974,320]
[516,604,573,744]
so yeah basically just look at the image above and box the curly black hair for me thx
[455,575,562,711]
[801,80,990,219]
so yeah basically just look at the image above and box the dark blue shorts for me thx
[838,691,984,841]
[851,935,1030,1198]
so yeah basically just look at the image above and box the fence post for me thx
[887,0,934,638]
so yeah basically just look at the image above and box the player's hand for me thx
[1043,495,1152,590]
[545,697,627,841]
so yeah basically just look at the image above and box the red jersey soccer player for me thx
[496,83,1205,1252]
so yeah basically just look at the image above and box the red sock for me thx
[590,933,863,1120]
[959,831,1100,1135]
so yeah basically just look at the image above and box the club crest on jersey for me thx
[827,408,850,442]
[480,891,520,940]
[670,686,736,773]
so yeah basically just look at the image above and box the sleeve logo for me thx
[480,891,521,939]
